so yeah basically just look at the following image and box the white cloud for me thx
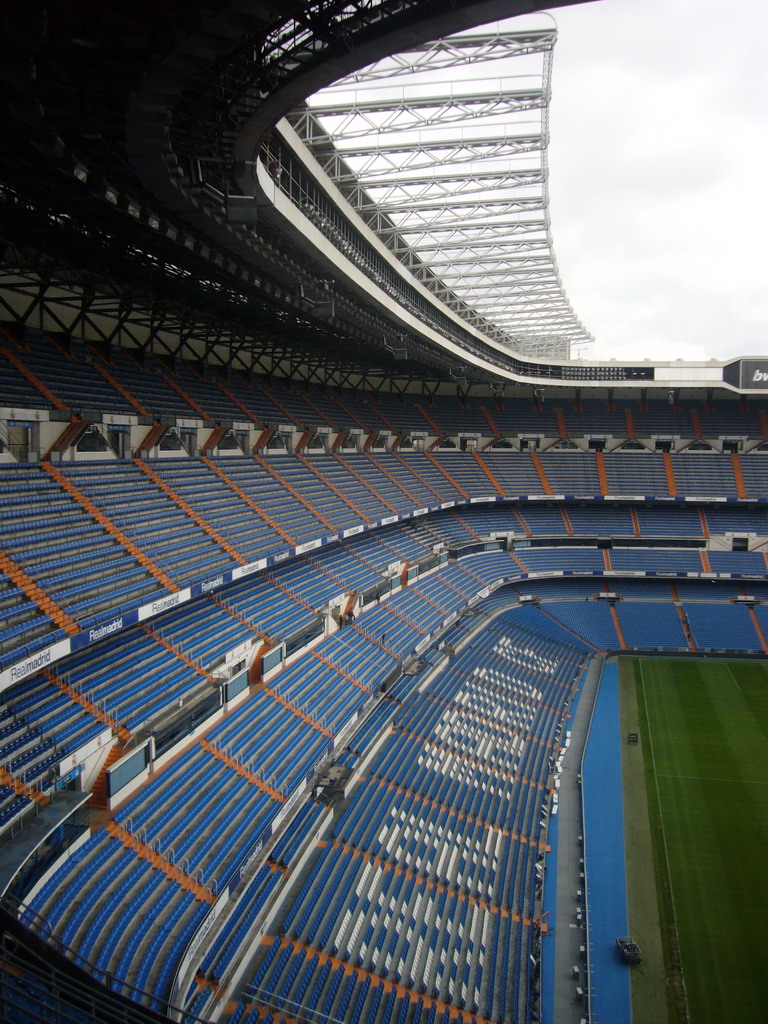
[546,0,768,361]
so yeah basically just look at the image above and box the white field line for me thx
[656,773,768,785]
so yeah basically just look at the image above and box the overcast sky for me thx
[545,0,768,363]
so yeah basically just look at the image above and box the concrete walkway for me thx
[549,655,603,1023]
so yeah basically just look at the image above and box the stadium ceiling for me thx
[0,0,594,389]
[288,25,593,360]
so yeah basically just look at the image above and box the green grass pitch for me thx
[631,657,768,1024]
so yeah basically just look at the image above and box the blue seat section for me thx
[11,330,134,415]
[330,524,425,574]
[487,578,765,656]
[266,559,340,614]
[29,749,286,1002]
[671,579,746,600]
[319,388,375,433]
[113,744,281,882]
[269,800,325,869]
[627,399,699,438]
[413,512,480,547]
[0,464,157,638]
[211,456,332,541]
[0,786,31,828]
[359,392,423,434]
[217,573,318,641]
[236,646,369,739]
[3,341,767,446]
[341,699,401,764]
[482,400,560,438]
[423,509,483,544]
[187,800,326,1015]
[430,452,514,495]
[54,626,208,731]
[149,597,253,673]
[602,453,670,495]
[243,610,586,1023]
[635,506,703,536]
[305,385,360,432]
[698,400,764,439]
[338,454,419,515]
[195,866,284,993]
[564,505,635,536]
[494,603,593,649]
[256,377,326,430]
[59,460,228,585]
[736,457,768,500]
[210,372,276,425]
[561,399,626,437]
[306,548,381,595]
[0,679,101,835]
[704,507,768,534]
[437,562,483,600]
[610,548,702,572]
[139,458,292,562]
[478,452,544,494]
[541,601,620,648]
[4,448,762,667]
[515,507,571,536]
[265,455,359,532]
[753,604,768,641]
[0,569,51,655]
[707,550,768,574]
[349,532,415,578]
[0,337,55,408]
[395,453,465,502]
[105,349,211,420]
[404,395,482,436]
[538,453,601,493]
[684,603,762,652]
[349,602,428,662]
[515,548,604,572]
[672,456,737,497]
[2,673,103,761]
[371,453,442,507]
[308,455,394,521]
[161,361,241,423]
[515,578,601,601]
[430,452,500,496]
[28,591,435,998]
[616,602,688,650]
[409,574,467,618]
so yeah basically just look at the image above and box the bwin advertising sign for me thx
[741,360,768,389]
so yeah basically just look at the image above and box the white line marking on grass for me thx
[725,662,744,695]
[656,773,768,785]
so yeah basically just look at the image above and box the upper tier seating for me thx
[2,446,767,668]
[3,329,767,444]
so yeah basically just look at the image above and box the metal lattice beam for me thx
[329,29,557,84]
[289,21,592,359]
[292,132,543,180]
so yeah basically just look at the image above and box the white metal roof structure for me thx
[288,22,593,361]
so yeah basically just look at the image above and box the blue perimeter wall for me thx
[541,661,632,1023]
[582,660,632,1022]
